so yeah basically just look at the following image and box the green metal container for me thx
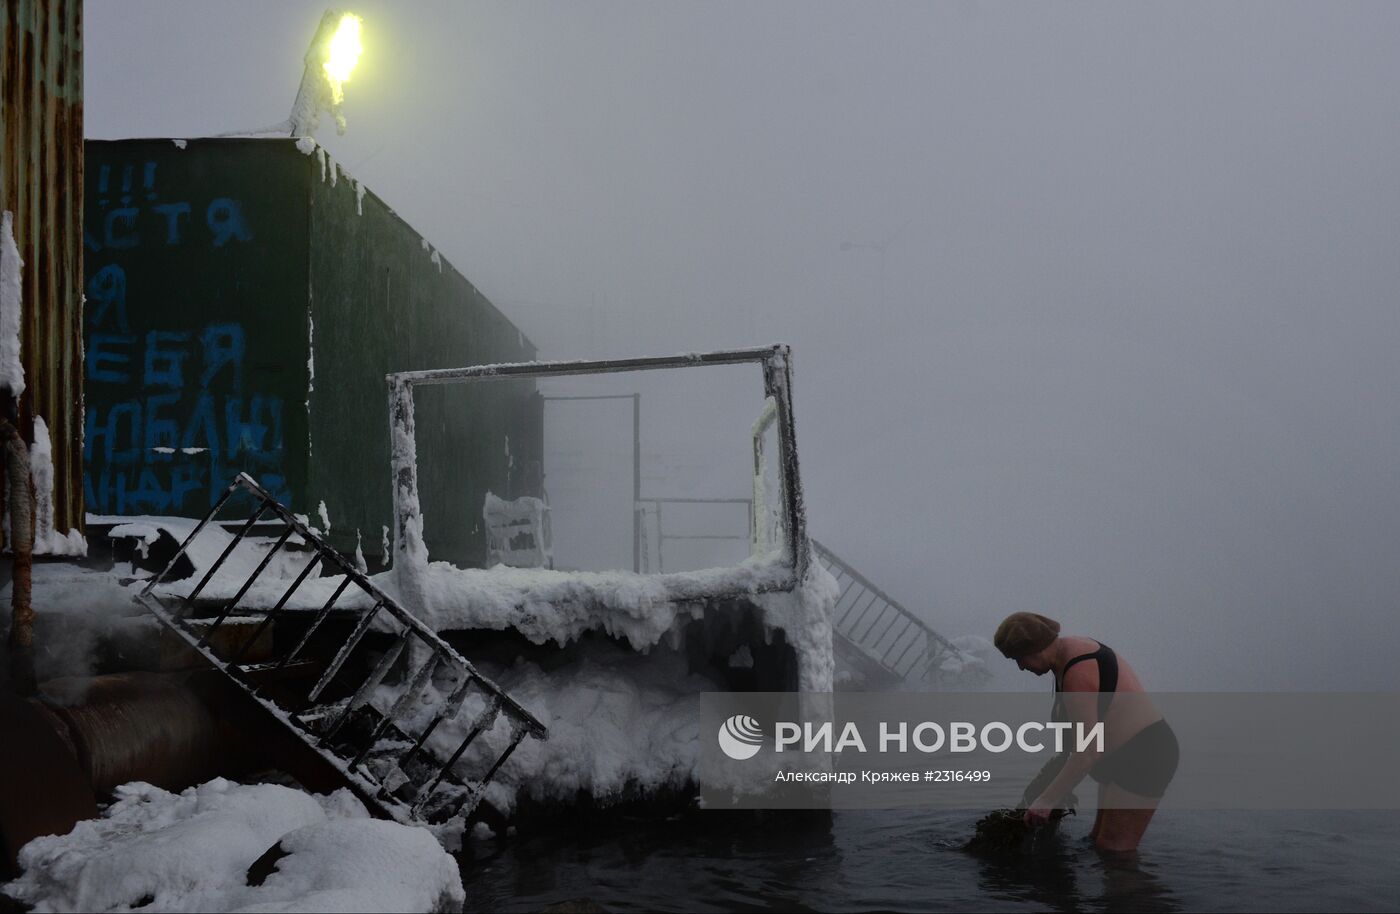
[84,137,540,567]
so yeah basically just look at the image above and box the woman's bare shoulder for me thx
[1059,638,1103,691]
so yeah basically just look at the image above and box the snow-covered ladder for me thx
[134,472,547,825]
[813,538,962,682]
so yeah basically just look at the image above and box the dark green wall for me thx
[307,149,541,567]
[84,137,541,569]
[84,139,310,517]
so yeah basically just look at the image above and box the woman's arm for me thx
[1024,688,1101,826]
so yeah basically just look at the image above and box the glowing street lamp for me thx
[288,10,364,138]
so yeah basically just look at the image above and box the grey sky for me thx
[86,1,1400,689]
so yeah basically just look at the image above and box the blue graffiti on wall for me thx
[84,158,290,515]
[86,160,254,253]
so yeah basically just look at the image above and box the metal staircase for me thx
[812,538,967,684]
[135,472,547,826]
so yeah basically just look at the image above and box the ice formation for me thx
[353,529,367,573]
[306,311,315,394]
[399,640,708,819]
[1,210,25,397]
[30,417,88,555]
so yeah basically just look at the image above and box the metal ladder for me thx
[812,538,965,683]
[135,473,547,825]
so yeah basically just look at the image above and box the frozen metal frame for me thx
[387,344,810,588]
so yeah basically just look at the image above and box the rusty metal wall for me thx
[0,0,84,540]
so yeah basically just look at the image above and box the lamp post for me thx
[287,9,363,138]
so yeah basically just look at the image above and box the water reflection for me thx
[968,831,1084,913]
[462,809,842,913]
[967,829,1180,914]
[1093,851,1180,914]
[458,808,1397,912]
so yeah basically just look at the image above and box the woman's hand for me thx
[1023,796,1055,827]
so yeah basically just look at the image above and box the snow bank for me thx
[3,779,463,914]
[231,819,462,914]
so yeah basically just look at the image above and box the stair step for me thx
[292,699,350,729]
[234,658,322,685]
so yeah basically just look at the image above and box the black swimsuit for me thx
[1053,641,1179,798]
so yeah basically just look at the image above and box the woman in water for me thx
[994,612,1179,853]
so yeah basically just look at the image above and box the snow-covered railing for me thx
[136,472,547,826]
[387,346,811,591]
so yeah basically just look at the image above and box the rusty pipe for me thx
[37,672,243,794]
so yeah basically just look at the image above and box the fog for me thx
[86,1,1400,690]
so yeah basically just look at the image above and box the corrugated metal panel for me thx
[0,0,84,541]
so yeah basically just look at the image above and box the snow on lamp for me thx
[288,10,364,138]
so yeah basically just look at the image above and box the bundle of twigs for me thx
[965,754,1077,855]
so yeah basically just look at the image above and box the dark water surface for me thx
[460,808,1400,912]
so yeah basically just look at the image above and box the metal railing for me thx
[136,472,547,825]
[636,497,753,573]
[812,538,962,682]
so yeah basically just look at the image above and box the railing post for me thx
[388,373,434,644]
[762,346,808,581]
[632,392,641,573]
